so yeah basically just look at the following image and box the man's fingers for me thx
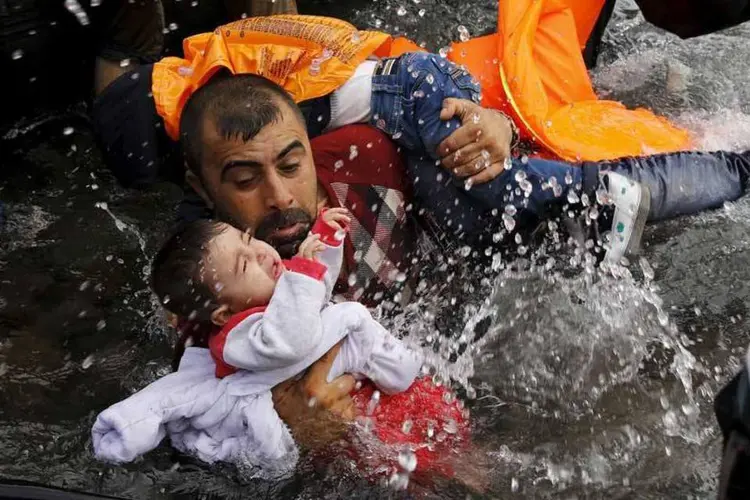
[442,143,486,171]
[467,162,506,185]
[306,342,344,382]
[439,97,464,121]
[438,122,482,158]
[451,155,490,178]
[329,395,356,421]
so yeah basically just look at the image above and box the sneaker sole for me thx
[624,183,651,256]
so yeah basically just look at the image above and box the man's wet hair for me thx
[151,218,227,323]
[179,72,305,178]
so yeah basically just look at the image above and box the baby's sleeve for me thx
[236,391,300,480]
[310,212,346,301]
[325,302,424,395]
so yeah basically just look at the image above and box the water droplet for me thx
[351,32,360,44]
[79,281,91,291]
[392,131,403,140]
[395,271,407,283]
[565,172,574,185]
[502,213,516,232]
[457,25,470,42]
[334,229,346,241]
[511,477,520,492]
[439,46,450,58]
[11,49,24,60]
[396,5,407,16]
[514,170,527,183]
[694,306,702,316]
[426,421,435,438]
[657,309,669,326]
[515,233,522,244]
[412,90,425,98]
[347,273,357,286]
[81,355,95,370]
[334,159,344,171]
[443,418,458,434]
[401,419,413,434]
[349,145,359,160]
[459,246,471,257]
[567,190,580,204]
[307,396,317,408]
[105,255,113,262]
[168,22,178,31]
[398,449,417,472]
[96,320,106,331]
[418,8,426,17]
[388,472,409,490]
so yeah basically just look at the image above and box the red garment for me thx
[350,377,470,478]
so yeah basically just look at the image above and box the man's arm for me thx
[271,342,358,450]
[438,98,517,185]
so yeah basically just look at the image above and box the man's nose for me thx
[262,171,295,210]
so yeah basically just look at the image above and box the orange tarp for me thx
[152,7,692,161]
[448,0,692,161]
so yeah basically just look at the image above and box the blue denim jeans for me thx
[369,52,750,240]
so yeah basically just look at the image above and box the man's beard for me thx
[254,208,314,258]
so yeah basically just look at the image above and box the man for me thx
[176,72,750,440]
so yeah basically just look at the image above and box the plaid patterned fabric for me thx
[312,125,420,306]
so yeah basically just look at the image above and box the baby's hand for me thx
[296,233,326,261]
[320,207,351,233]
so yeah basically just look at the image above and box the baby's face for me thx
[203,224,284,311]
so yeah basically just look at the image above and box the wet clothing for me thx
[94,217,424,474]
[355,52,750,239]
[92,347,466,479]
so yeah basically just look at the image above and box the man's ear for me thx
[210,304,233,327]
[185,169,214,210]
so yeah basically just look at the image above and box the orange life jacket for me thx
[152,15,420,140]
[152,8,692,161]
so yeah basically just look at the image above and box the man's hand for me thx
[438,98,516,185]
[272,342,357,449]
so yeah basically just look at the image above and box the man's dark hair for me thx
[151,219,227,323]
[179,72,305,178]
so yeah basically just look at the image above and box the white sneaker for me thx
[602,172,651,264]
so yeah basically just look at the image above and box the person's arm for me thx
[310,208,350,301]
[219,252,329,372]
[438,98,518,185]
[271,342,358,450]
[326,303,424,395]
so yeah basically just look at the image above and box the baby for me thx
[93,208,471,480]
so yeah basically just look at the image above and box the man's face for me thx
[189,102,319,257]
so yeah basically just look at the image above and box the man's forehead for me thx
[202,111,306,159]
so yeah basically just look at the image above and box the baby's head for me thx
[151,219,283,327]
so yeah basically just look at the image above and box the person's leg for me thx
[91,0,166,96]
[591,150,750,221]
[223,0,298,18]
[405,154,590,239]
[91,64,182,188]
[370,52,481,160]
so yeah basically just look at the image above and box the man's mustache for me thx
[254,208,312,256]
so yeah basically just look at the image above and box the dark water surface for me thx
[2,1,750,498]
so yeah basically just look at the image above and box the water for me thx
[3,1,750,498]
